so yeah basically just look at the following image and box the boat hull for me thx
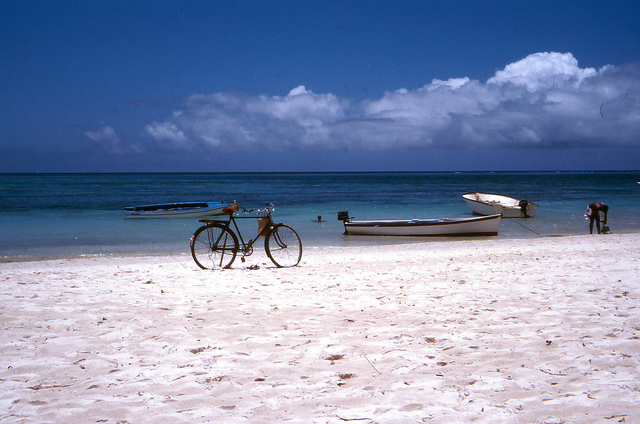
[461,192,538,218]
[343,214,501,236]
[124,202,233,218]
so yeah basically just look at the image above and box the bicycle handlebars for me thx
[246,203,275,215]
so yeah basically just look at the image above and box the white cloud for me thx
[138,52,640,153]
[488,52,597,91]
[84,125,123,154]
[144,121,189,147]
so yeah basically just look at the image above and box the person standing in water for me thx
[585,202,609,234]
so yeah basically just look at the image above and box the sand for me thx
[1,233,639,424]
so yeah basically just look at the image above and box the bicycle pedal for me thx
[241,257,246,263]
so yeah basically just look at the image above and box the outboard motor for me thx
[337,211,351,222]
[519,200,529,218]
[337,211,351,235]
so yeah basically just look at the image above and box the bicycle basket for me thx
[257,217,270,237]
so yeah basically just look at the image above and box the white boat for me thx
[461,192,538,218]
[338,212,501,236]
[124,201,234,218]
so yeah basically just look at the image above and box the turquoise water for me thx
[1,172,639,261]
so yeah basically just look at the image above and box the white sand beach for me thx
[1,234,639,423]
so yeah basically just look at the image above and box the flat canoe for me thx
[124,201,234,218]
[461,192,538,218]
[341,214,501,236]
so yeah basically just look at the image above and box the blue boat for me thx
[124,201,235,219]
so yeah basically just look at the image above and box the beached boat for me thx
[337,212,501,236]
[124,201,234,218]
[461,192,538,218]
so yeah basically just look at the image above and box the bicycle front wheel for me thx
[190,224,238,270]
[265,224,302,267]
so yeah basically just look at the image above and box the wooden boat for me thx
[124,201,234,218]
[461,192,538,218]
[338,212,501,236]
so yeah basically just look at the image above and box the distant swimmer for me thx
[585,202,609,234]
[315,215,323,222]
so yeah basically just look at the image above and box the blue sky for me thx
[1,0,639,172]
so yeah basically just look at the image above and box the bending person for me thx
[585,202,609,234]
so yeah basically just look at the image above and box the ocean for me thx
[1,172,639,262]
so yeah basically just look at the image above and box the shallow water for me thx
[1,171,639,261]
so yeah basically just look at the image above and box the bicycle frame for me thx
[207,211,276,258]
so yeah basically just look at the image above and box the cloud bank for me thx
[95,52,640,154]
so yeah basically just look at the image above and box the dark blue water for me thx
[1,172,639,261]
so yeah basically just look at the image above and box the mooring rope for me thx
[509,218,543,236]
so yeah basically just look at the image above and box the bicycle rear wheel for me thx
[190,224,238,270]
[265,224,302,267]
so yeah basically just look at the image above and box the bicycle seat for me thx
[222,204,239,214]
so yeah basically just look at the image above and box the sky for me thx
[1,0,639,173]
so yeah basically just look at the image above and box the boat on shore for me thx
[337,212,501,236]
[461,192,538,218]
[124,201,234,218]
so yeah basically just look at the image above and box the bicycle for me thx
[190,203,302,270]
